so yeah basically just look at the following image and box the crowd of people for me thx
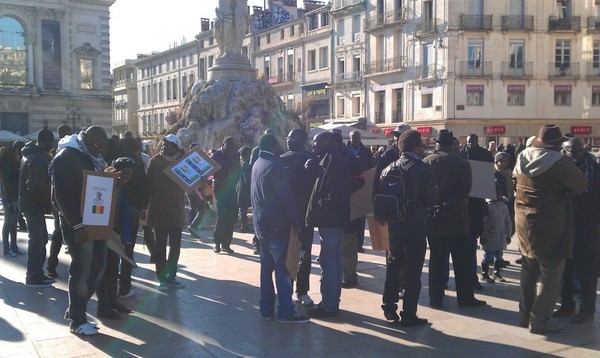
[1,122,598,335]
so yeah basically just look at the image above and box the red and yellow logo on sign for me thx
[92,205,104,214]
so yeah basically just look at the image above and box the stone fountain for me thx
[170,0,301,150]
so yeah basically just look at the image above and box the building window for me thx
[319,47,329,69]
[166,79,171,100]
[166,61,170,72]
[158,81,164,102]
[337,97,345,117]
[152,83,157,103]
[79,58,95,89]
[264,56,270,77]
[377,91,385,123]
[467,40,484,74]
[593,41,600,76]
[182,56,187,67]
[421,93,433,108]
[208,55,214,68]
[173,78,178,100]
[593,86,600,106]
[507,85,525,106]
[141,85,146,105]
[266,33,271,44]
[321,12,330,27]
[280,29,284,40]
[352,95,361,116]
[466,85,484,106]
[509,40,525,71]
[555,40,571,75]
[308,50,316,71]
[309,15,318,31]
[182,76,188,97]
[554,85,571,106]
[290,25,295,36]
[395,88,403,122]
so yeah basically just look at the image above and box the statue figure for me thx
[214,0,249,58]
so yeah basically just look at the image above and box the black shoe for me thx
[97,308,120,320]
[42,275,57,282]
[357,247,365,253]
[213,246,221,253]
[493,272,506,282]
[473,282,484,290]
[515,258,523,264]
[253,248,260,255]
[481,273,495,283]
[553,305,575,318]
[111,301,132,313]
[342,280,358,288]
[458,298,487,307]
[571,312,594,324]
[400,313,428,327]
[498,259,510,268]
[381,304,399,322]
[307,307,338,319]
[222,247,234,254]
[47,270,58,279]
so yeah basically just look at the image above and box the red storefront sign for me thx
[370,129,381,134]
[416,127,433,135]
[507,85,525,93]
[467,85,484,92]
[383,128,395,136]
[571,126,592,135]
[484,126,506,135]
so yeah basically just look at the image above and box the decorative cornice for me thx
[74,42,101,55]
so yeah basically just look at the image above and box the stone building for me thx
[111,59,138,137]
[0,0,114,136]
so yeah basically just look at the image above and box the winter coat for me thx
[19,142,52,214]
[482,199,512,252]
[280,149,317,225]
[373,146,400,196]
[211,148,240,201]
[236,161,251,209]
[347,142,374,172]
[1,157,19,203]
[146,154,186,229]
[423,151,472,238]
[514,147,588,260]
[571,152,600,240]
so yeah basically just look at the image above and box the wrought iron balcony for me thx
[0,83,37,94]
[375,110,385,124]
[460,14,493,31]
[392,109,403,123]
[587,62,600,78]
[548,16,581,31]
[588,17,600,32]
[364,57,407,75]
[415,18,437,37]
[364,9,407,32]
[548,62,579,78]
[459,61,492,77]
[501,15,534,31]
[334,71,362,83]
[501,61,533,78]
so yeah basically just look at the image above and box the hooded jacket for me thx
[514,147,588,260]
[19,142,52,214]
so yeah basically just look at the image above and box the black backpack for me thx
[373,160,415,222]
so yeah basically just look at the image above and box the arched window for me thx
[0,16,27,86]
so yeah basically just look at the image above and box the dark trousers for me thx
[97,249,120,308]
[47,208,63,272]
[560,238,600,314]
[356,216,366,250]
[24,212,48,283]
[119,219,139,295]
[154,228,182,283]
[142,225,156,260]
[468,231,480,287]
[213,196,237,248]
[383,223,427,317]
[295,225,314,296]
[428,235,475,306]
[2,199,19,254]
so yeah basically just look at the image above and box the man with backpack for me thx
[374,130,437,326]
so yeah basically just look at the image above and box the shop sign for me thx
[416,127,432,135]
[571,126,592,135]
[484,126,506,135]
[306,88,327,97]
[507,85,525,93]
[370,129,381,134]
[554,85,572,93]
[383,128,395,136]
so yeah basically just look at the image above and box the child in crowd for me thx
[480,181,512,283]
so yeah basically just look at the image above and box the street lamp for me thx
[66,104,81,131]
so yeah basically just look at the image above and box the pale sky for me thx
[109,0,266,68]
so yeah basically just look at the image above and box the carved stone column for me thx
[25,34,36,85]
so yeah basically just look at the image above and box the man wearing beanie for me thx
[378,130,437,326]
[21,128,55,287]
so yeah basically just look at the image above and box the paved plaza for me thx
[1,215,600,357]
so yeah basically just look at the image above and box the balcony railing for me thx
[548,62,579,78]
[549,16,581,31]
[459,61,492,77]
[115,79,135,87]
[460,14,493,31]
[0,83,36,94]
[418,64,438,80]
[588,16,600,32]
[334,71,362,83]
[415,18,437,37]
[587,62,600,78]
[392,109,403,123]
[364,9,407,31]
[364,56,407,75]
[501,61,533,77]
[375,110,385,124]
[501,15,534,31]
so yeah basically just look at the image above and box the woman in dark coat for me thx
[147,135,186,291]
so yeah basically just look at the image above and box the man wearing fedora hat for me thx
[424,129,486,309]
[514,124,588,334]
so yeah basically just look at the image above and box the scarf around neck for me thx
[77,132,107,172]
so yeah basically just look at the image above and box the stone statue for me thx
[214,0,249,58]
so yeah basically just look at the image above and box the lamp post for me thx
[66,104,81,131]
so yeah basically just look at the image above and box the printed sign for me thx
[164,147,221,193]
[80,171,119,240]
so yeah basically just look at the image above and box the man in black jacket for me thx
[51,126,108,336]
[378,130,438,326]
[305,132,351,318]
[21,128,55,287]
[280,129,317,306]
[347,130,373,254]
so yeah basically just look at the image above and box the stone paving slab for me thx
[0,217,599,357]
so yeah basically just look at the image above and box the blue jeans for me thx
[318,227,344,312]
[2,199,19,254]
[61,217,107,328]
[482,250,503,265]
[259,237,295,319]
[24,212,48,283]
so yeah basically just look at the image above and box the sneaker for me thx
[119,288,137,298]
[4,251,17,257]
[25,279,54,288]
[493,272,506,282]
[296,294,314,306]
[167,279,185,288]
[278,313,310,323]
[158,282,168,291]
[222,247,234,254]
[70,322,99,336]
[306,307,338,319]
